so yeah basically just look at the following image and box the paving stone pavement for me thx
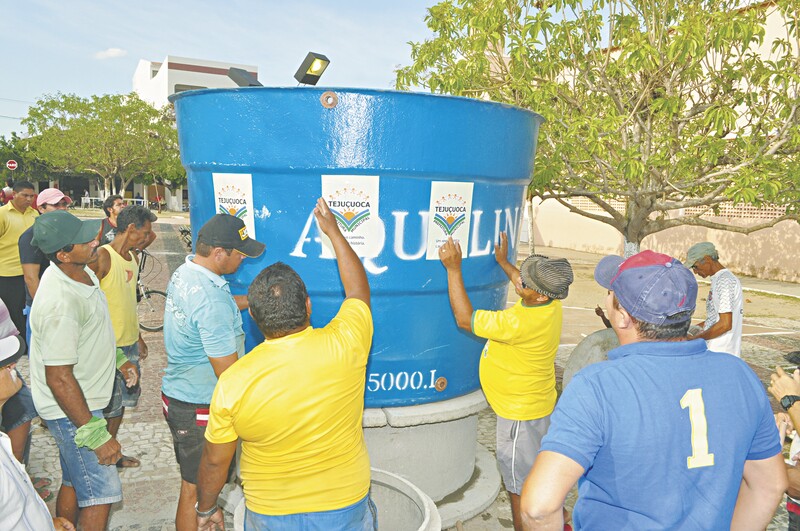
[15,222,800,530]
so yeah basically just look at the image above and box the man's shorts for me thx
[244,492,378,530]
[163,393,233,484]
[495,415,551,495]
[44,410,123,507]
[103,343,141,418]
[0,373,38,432]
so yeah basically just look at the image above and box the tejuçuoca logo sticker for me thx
[433,194,467,236]
[217,185,248,219]
[328,188,372,232]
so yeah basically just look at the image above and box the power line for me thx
[0,115,23,120]
[0,97,34,104]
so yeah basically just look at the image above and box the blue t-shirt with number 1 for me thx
[541,338,780,530]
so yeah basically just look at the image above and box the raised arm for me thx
[495,232,520,283]
[314,197,370,308]
[439,237,473,331]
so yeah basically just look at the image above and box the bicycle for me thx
[137,248,167,332]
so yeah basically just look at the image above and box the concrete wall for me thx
[525,198,800,282]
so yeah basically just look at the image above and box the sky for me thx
[0,0,438,138]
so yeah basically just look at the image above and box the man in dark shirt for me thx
[100,195,124,246]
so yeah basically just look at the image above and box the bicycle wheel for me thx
[138,289,167,332]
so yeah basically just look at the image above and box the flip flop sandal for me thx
[116,455,141,468]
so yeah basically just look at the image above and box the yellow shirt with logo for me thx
[98,245,139,347]
[0,202,37,276]
[473,299,562,421]
[205,298,373,515]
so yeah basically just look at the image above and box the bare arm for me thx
[233,295,249,310]
[196,439,237,529]
[730,454,787,530]
[439,237,473,332]
[768,368,800,428]
[520,451,584,530]
[787,465,800,500]
[208,353,239,378]
[692,312,732,341]
[494,232,520,283]
[86,246,111,280]
[45,365,122,465]
[21,263,41,299]
[314,198,370,307]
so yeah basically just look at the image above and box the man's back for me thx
[541,339,779,529]
[706,269,743,356]
[475,299,563,420]
[205,298,373,516]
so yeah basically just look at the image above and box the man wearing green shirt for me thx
[29,210,137,530]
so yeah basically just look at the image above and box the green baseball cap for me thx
[31,210,102,254]
[684,242,718,267]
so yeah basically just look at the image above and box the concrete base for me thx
[364,390,488,502]
[436,444,501,529]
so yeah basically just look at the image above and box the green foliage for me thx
[22,93,185,196]
[397,0,800,246]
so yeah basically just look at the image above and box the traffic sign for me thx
[6,160,17,171]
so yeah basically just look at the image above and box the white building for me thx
[131,55,259,210]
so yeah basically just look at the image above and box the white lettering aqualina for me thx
[291,207,521,271]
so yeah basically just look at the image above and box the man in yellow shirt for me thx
[88,205,157,469]
[439,232,573,531]
[0,180,37,340]
[195,198,375,530]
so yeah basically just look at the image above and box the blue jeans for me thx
[244,493,378,531]
[45,410,122,507]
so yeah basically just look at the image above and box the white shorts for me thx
[495,414,551,495]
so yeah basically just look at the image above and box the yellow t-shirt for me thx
[0,202,37,277]
[98,245,139,347]
[473,299,562,421]
[205,298,373,516]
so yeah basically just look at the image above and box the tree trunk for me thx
[526,199,535,256]
[623,239,640,257]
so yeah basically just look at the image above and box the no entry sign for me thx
[6,160,17,171]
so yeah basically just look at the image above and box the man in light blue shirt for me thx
[161,214,264,531]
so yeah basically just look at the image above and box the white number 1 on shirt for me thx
[680,389,715,469]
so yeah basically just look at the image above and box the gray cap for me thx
[685,242,718,267]
[520,255,574,300]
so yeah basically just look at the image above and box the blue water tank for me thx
[171,88,543,407]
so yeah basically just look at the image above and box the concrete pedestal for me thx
[364,390,501,527]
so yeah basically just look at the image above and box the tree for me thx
[0,133,65,185]
[397,0,800,254]
[22,93,183,197]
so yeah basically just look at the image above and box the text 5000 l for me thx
[367,370,439,392]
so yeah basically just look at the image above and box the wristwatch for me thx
[781,395,800,411]
[195,502,218,518]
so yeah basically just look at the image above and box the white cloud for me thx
[94,47,128,60]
